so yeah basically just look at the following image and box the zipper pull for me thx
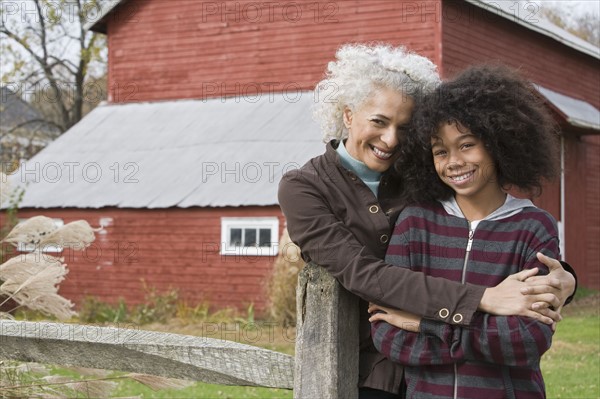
[466,229,474,251]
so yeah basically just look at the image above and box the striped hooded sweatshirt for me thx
[371,194,558,399]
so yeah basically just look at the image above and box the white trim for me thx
[220,217,279,256]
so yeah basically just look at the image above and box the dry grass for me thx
[264,229,304,327]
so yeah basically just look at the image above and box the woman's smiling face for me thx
[343,86,414,173]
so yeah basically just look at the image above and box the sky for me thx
[544,0,600,18]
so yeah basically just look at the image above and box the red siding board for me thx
[441,2,599,107]
[107,0,440,103]
[582,135,600,290]
[10,207,284,315]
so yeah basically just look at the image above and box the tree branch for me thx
[4,119,64,135]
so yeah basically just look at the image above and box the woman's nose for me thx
[381,127,399,148]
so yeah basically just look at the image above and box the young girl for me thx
[369,65,561,398]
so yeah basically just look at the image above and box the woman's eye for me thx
[370,119,385,126]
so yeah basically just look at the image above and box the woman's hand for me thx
[479,253,574,327]
[522,253,576,314]
[368,303,422,332]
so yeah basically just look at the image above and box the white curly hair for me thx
[313,43,441,142]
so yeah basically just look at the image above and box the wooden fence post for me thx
[294,262,359,399]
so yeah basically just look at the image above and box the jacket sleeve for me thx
[560,261,577,305]
[278,171,485,325]
[371,228,558,367]
[371,313,552,367]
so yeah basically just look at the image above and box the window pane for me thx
[244,229,257,246]
[259,229,271,247]
[230,228,242,246]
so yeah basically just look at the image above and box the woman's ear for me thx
[343,107,353,129]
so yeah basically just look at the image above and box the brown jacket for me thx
[278,141,486,393]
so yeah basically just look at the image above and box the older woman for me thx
[278,44,576,398]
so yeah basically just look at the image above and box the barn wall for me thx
[7,206,286,314]
[106,0,441,103]
[440,1,600,107]
[441,1,600,289]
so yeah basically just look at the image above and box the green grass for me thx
[112,380,292,398]
[42,366,292,399]
[543,292,599,399]
[5,293,598,398]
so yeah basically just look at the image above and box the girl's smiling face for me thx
[343,86,414,173]
[431,122,503,206]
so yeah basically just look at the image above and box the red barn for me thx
[3,0,598,314]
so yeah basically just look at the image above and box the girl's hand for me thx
[368,303,422,332]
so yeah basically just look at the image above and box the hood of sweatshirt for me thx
[441,194,535,224]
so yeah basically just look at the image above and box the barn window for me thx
[220,217,279,256]
[16,218,64,253]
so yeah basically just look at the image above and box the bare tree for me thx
[1,0,107,137]
[542,4,599,47]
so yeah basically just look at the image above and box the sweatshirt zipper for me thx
[462,224,474,284]
[454,222,475,399]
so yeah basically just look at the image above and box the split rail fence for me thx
[0,263,359,398]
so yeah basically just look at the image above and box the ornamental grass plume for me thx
[265,229,304,326]
[0,254,75,320]
[0,209,101,320]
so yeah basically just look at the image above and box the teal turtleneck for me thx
[337,140,382,197]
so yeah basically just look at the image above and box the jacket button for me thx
[349,173,357,181]
[438,308,450,319]
[452,313,463,324]
[369,205,379,213]
[380,234,389,244]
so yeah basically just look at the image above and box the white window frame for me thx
[220,217,279,256]
[17,218,64,253]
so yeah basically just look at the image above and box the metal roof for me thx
[83,0,124,33]
[537,85,600,131]
[8,93,324,209]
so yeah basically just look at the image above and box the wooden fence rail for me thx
[0,263,359,398]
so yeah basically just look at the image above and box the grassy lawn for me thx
[543,292,599,399]
[114,293,600,399]
[3,293,597,398]
[112,379,292,398]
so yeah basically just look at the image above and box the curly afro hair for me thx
[397,65,560,204]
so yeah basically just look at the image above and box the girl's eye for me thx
[461,143,475,149]
[432,150,446,157]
